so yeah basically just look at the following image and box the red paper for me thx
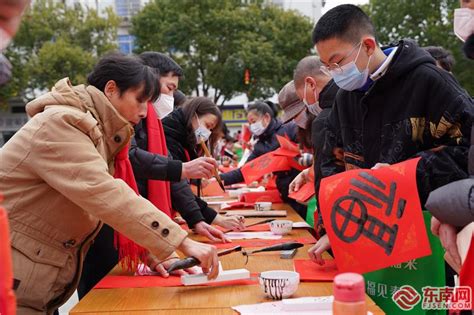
[288,181,315,203]
[210,236,317,249]
[264,176,277,190]
[201,179,226,196]
[241,153,291,184]
[293,259,340,281]
[460,233,474,291]
[221,201,254,210]
[0,207,16,315]
[274,135,299,157]
[239,190,282,203]
[319,158,431,274]
[95,274,258,289]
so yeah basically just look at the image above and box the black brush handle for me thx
[166,257,200,273]
[251,242,304,254]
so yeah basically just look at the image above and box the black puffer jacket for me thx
[311,79,339,195]
[130,116,217,227]
[320,39,473,205]
[162,108,218,222]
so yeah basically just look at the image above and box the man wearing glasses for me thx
[307,4,473,263]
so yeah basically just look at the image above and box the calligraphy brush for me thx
[199,139,226,192]
[222,218,275,234]
[166,245,242,274]
[242,242,304,264]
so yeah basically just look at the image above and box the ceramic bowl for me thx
[255,201,272,211]
[269,220,293,235]
[259,270,300,300]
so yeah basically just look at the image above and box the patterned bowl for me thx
[259,270,300,300]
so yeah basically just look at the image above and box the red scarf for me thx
[145,102,174,219]
[114,103,174,270]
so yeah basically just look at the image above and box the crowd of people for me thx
[0,0,473,314]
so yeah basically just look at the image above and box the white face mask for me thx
[249,119,266,136]
[303,81,322,116]
[194,115,212,142]
[330,42,372,91]
[152,94,174,119]
[0,28,12,52]
[454,8,474,42]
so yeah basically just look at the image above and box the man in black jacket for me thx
[289,56,339,199]
[307,4,473,264]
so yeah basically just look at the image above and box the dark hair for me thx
[182,97,223,151]
[423,46,455,72]
[139,51,184,77]
[87,52,160,102]
[463,34,474,60]
[173,89,187,107]
[312,4,375,45]
[293,56,327,88]
[247,101,278,119]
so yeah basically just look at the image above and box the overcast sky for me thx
[322,0,369,13]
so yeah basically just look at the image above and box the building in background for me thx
[268,0,323,22]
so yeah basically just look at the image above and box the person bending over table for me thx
[0,53,219,315]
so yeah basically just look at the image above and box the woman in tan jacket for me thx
[0,53,219,315]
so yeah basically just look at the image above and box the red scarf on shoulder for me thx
[114,102,174,270]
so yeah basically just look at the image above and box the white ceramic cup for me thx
[255,201,272,211]
[269,220,293,235]
[259,270,300,300]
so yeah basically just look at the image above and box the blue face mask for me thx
[330,43,372,91]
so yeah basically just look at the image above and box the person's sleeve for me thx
[129,135,182,182]
[194,197,218,224]
[170,179,207,228]
[220,168,244,185]
[415,89,473,204]
[29,114,188,260]
[314,102,345,237]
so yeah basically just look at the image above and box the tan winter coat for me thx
[0,78,188,314]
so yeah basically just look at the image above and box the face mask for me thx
[454,8,474,42]
[249,119,267,136]
[330,43,372,91]
[294,110,308,129]
[303,81,322,116]
[194,115,212,142]
[0,28,12,52]
[152,94,174,119]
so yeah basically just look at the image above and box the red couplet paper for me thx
[293,259,340,282]
[288,181,315,203]
[95,274,259,289]
[239,190,283,203]
[241,152,291,184]
[319,158,431,274]
[201,180,227,197]
[221,201,254,210]
[273,135,300,157]
[0,207,16,315]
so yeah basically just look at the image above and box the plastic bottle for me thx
[333,272,367,315]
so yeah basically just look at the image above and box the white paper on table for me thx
[232,300,373,315]
[292,222,311,229]
[225,232,283,240]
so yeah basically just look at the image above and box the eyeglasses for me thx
[320,42,362,76]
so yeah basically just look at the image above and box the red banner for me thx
[319,158,431,274]
[241,153,291,183]
[0,206,16,315]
